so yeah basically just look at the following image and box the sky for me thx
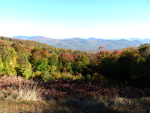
[0,0,150,39]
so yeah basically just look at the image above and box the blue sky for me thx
[0,0,150,39]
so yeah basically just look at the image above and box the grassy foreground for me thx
[0,76,150,113]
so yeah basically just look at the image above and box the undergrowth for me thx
[0,76,150,113]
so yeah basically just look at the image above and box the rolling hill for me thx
[12,36,149,51]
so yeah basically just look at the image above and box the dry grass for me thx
[0,87,150,113]
[100,96,150,113]
[0,89,47,113]
[0,76,150,113]
[0,99,50,113]
[0,80,45,113]
[16,85,41,101]
[0,84,41,101]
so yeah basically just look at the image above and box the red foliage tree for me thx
[59,52,74,62]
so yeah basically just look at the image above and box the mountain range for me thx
[11,36,150,52]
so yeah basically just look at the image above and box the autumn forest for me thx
[1,36,150,112]
[0,36,150,87]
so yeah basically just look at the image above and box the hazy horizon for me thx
[0,0,150,39]
[10,35,150,40]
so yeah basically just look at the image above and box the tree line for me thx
[0,36,150,87]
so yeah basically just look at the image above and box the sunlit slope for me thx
[12,36,145,51]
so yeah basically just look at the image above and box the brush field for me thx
[0,76,150,113]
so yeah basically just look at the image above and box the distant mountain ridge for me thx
[12,36,150,52]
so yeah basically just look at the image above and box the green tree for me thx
[72,52,90,75]
[0,57,4,75]
[48,53,59,73]
[138,43,150,57]
[117,46,141,83]
[16,54,32,79]
[2,47,17,76]
[96,50,119,81]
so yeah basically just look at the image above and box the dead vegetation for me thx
[0,76,150,113]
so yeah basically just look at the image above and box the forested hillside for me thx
[12,36,145,51]
[0,36,150,87]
